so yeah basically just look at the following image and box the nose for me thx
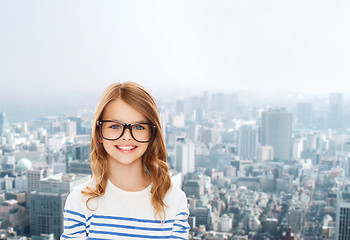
[121,127,133,141]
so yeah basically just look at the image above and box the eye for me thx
[111,124,121,129]
[134,125,145,130]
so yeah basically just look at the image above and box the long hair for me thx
[82,82,171,220]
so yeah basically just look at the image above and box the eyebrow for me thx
[102,119,149,124]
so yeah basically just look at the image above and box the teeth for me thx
[117,146,136,150]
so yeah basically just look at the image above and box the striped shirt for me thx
[61,180,190,240]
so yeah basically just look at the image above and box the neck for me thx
[107,158,151,192]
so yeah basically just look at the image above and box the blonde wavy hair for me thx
[82,82,171,220]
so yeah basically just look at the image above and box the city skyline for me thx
[0,83,349,239]
[1,87,348,123]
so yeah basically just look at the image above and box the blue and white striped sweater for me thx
[61,180,190,240]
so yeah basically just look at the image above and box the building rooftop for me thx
[42,173,82,182]
[1,199,18,206]
[339,191,350,203]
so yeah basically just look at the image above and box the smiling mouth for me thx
[115,145,137,151]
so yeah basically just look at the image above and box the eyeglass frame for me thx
[97,120,157,143]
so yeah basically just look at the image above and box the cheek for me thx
[140,144,149,155]
[102,141,113,153]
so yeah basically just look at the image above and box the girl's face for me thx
[100,99,150,168]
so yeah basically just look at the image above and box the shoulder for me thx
[164,182,188,210]
[68,178,95,197]
[165,182,186,199]
[65,179,96,210]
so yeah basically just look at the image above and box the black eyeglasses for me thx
[97,120,156,143]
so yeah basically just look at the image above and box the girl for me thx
[61,82,190,239]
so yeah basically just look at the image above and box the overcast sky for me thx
[0,0,349,121]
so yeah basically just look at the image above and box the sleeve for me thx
[60,190,88,240]
[171,191,191,240]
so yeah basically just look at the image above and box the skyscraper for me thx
[288,205,304,234]
[261,108,293,162]
[210,93,225,112]
[296,102,313,129]
[63,120,77,137]
[65,142,90,173]
[336,191,350,240]
[329,93,343,130]
[223,92,238,116]
[0,199,29,235]
[27,168,52,194]
[67,117,83,135]
[175,137,195,175]
[0,112,9,135]
[238,125,258,161]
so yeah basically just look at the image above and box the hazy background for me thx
[0,0,349,122]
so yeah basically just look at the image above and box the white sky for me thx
[0,0,349,120]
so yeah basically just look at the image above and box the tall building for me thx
[210,93,225,112]
[194,107,205,124]
[257,146,274,162]
[183,180,203,198]
[4,191,26,206]
[201,91,209,112]
[189,207,211,230]
[29,173,90,239]
[238,125,258,160]
[0,175,14,191]
[296,102,313,128]
[190,96,202,116]
[217,214,233,232]
[0,112,9,135]
[261,108,293,162]
[329,93,343,130]
[209,148,231,170]
[67,117,82,135]
[292,138,303,161]
[0,199,29,235]
[336,191,350,240]
[175,137,195,175]
[230,160,240,175]
[27,168,52,194]
[68,160,92,175]
[63,120,77,137]
[288,205,304,234]
[224,92,238,116]
[65,142,90,173]
[343,157,350,177]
